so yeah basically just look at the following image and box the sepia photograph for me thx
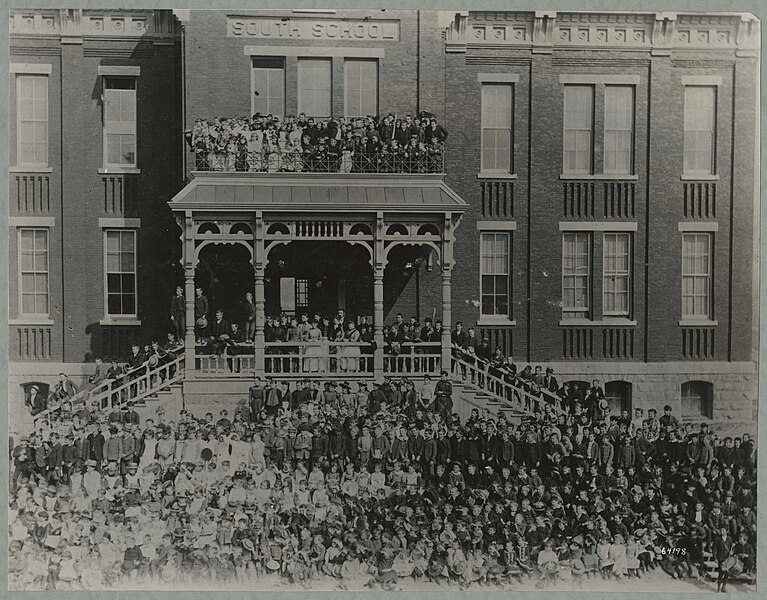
[5,6,761,593]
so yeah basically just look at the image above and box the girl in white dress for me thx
[304,321,324,373]
[341,321,361,372]
[138,429,158,470]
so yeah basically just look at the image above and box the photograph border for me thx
[0,0,764,598]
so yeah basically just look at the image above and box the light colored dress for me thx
[304,326,325,372]
[340,328,361,372]
[609,542,628,575]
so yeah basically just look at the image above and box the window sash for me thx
[602,232,631,316]
[104,230,137,317]
[480,233,510,316]
[683,86,716,174]
[563,85,593,174]
[252,59,285,119]
[18,228,49,315]
[344,60,378,118]
[16,75,49,167]
[480,84,513,173]
[562,232,590,316]
[298,59,332,119]
[103,79,137,167]
[604,86,634,174]
[681,233,711,318]
[296,278,310,309]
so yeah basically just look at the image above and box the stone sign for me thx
[228,17,400,41]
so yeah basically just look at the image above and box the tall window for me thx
[562,232,590,318]
[603,233,631,316]
[18,228,49,315]
[604,86,634,174]
[480,83,513,174]
[16,75,49,167]
[480,233,510,317]
[103,77,137,168]
[298,59,331,119]
[681,233,712,319]
[251,58,285,119]
[105,230,137,316]
[344,60,378,118]
[563,85,593,174]
[684,86,716,174]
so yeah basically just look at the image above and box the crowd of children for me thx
[10,365,757,591]
[185,111,447,174]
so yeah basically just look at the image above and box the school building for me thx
[7,9,761,428]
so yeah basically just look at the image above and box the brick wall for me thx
[10,29,182,363]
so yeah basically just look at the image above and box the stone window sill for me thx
[9,317,54,326]
[560,173,638,181]
[10,166,53,173]
[680,174,719,181]
[98,168,141,175]
[99,318,143,326]
[559,318,637,327]
[477,172,517,180]
[678,319,718,327]
[476,318,516,327]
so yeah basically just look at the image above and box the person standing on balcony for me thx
[239,291,255,344]
[395,114,414,146]
[340,322,362,373]
[209,310,232,357]
[194,287,209,344]
[378,114,394,144]
[170,286,185,342]
[425,117,449,145]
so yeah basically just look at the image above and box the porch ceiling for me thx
[169,172,467,213]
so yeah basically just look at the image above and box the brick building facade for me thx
[7,9,760,427]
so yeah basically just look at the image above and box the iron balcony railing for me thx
[191,148,445,175]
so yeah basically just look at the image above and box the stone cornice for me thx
[9,9,179,41]
[445,10,759,54]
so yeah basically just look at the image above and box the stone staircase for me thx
[26,353,185,434]
[452,381,528,425]
[449,354,567,424]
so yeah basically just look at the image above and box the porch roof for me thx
[169,172,467,213]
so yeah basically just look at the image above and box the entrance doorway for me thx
[195,243,254,325]
[265,241,372,319]
[605,380,633,414]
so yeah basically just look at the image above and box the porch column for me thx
[254,211,266,377]
[373,270,385,377]
[441,214,456,372]
[373,212,385,379]
[183,211,196,377]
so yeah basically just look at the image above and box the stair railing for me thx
[33,349,186,423]
[450,351,566,417]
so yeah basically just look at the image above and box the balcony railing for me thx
[193,341,444,378]
[191,149,445,175]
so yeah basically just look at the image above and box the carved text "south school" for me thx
[228,18,399,41]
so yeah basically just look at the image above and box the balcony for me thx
[190,148,444,175]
